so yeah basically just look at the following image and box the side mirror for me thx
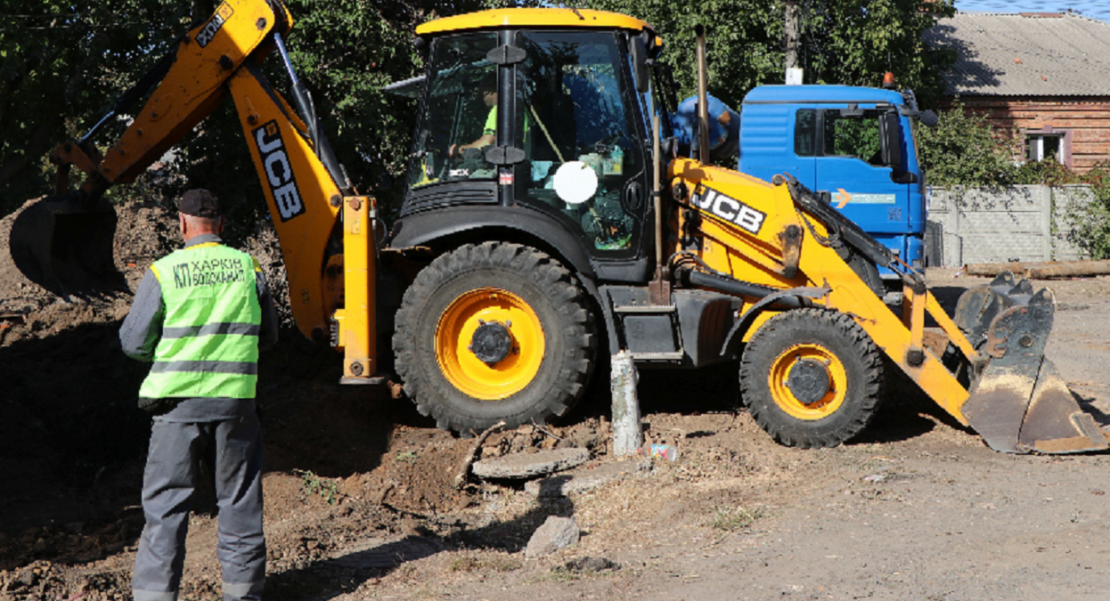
[629,36,650,94]
[919,109,939,128]
[879,112,903,168]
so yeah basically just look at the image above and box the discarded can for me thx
[639,444,679,461]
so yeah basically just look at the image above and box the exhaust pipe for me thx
[695,25,710,163]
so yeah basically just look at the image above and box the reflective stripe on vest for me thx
[139,243,262,399]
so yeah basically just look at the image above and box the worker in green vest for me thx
[450,71,498,158]
[120,189,278,601]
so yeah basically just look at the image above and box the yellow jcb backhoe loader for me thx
[9,1,1108,454]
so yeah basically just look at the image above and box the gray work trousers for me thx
[132,413,266,601]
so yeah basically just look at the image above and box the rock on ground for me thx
[524,516,580,559]
[472,447,590,480]
[524,458,649,497]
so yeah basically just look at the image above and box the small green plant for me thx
[449,554,521,573]
[543,566,583,583]
[396,450,419,463]
[293,469,340,505]
[709,506,764,532]
[1060,161,1110,259]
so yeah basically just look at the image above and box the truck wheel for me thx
[739,308,883,448]
[393,242,596,434]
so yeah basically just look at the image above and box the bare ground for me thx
[3,201,1110,601]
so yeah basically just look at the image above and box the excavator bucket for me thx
[8,192,125,297]
[956,273,1108,454]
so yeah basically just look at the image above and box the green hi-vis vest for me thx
[139,242,263,400]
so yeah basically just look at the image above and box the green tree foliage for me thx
[0,1,194,212]
[1064,163,1110,259]
[800,0,955,107]
[0,0,497,224]
[579,0,955,111]
[915,99,1018,187]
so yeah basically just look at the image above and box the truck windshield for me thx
[408,33,498,188]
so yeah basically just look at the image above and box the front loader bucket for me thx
[958,277,1108,454]
[9,193,125,297]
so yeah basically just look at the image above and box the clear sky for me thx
[954,0,1110,23]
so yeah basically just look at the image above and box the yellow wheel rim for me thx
[768,344,847,420]
[435,287,545,400]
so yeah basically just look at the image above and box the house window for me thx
[1026,133,1065,164]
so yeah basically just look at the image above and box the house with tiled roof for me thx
[923,11,1110,172]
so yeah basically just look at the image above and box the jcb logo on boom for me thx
[253,121,305,222]
[196,2,234,48]
[691,186,766,235]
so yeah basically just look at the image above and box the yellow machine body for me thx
[10,3,1107,453]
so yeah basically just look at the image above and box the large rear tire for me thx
[739,308,883,448]
[393,242,596,434]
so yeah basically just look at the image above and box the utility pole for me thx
[784,0,803,85]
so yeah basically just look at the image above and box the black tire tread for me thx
[393,242,596,434]
[739,308,883,449]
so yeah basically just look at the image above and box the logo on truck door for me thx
[253,121,305,222]
[691,186,766,234]
[196,2,234,48]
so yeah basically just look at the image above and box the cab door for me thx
[814,105,912,265]
[510,29,652,267]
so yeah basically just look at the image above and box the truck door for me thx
[814,105,911,270]
[738,103,817,188]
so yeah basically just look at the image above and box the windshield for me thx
[408,33,499,189]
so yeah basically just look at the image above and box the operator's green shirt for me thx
[483,106,497,137]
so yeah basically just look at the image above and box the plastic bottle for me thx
[638,443,678,461]
[610,145,624,176]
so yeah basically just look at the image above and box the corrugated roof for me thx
[923,12,1110,96]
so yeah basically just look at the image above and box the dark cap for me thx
[179,189,221,218]
[478,71,497,93]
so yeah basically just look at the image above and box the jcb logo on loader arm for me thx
[196,2,234,48]
[692,186,766,234]
[253,121,305,222]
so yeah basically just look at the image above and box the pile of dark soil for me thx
[0,198,606,600]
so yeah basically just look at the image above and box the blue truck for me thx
[675,84,935,278]
[737,85,935,277]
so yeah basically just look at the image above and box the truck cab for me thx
[738,85,926,276]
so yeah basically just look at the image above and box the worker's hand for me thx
[449,143,460,157]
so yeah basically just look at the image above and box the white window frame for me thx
[1023,126,1071,167]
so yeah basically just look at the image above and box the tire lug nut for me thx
[505,320,512,328]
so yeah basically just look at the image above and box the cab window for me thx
[795,109,816,157]
[822,110,882,165]
[408,33,499,189]
[513,30,645,258]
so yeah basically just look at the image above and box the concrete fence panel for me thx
[926,185,1094,267]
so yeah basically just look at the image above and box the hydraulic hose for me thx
[683,269,805,308]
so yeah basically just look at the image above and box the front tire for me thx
[739,308,883,448]
[393,242,596,434]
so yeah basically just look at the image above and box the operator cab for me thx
[387,10,657,274]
